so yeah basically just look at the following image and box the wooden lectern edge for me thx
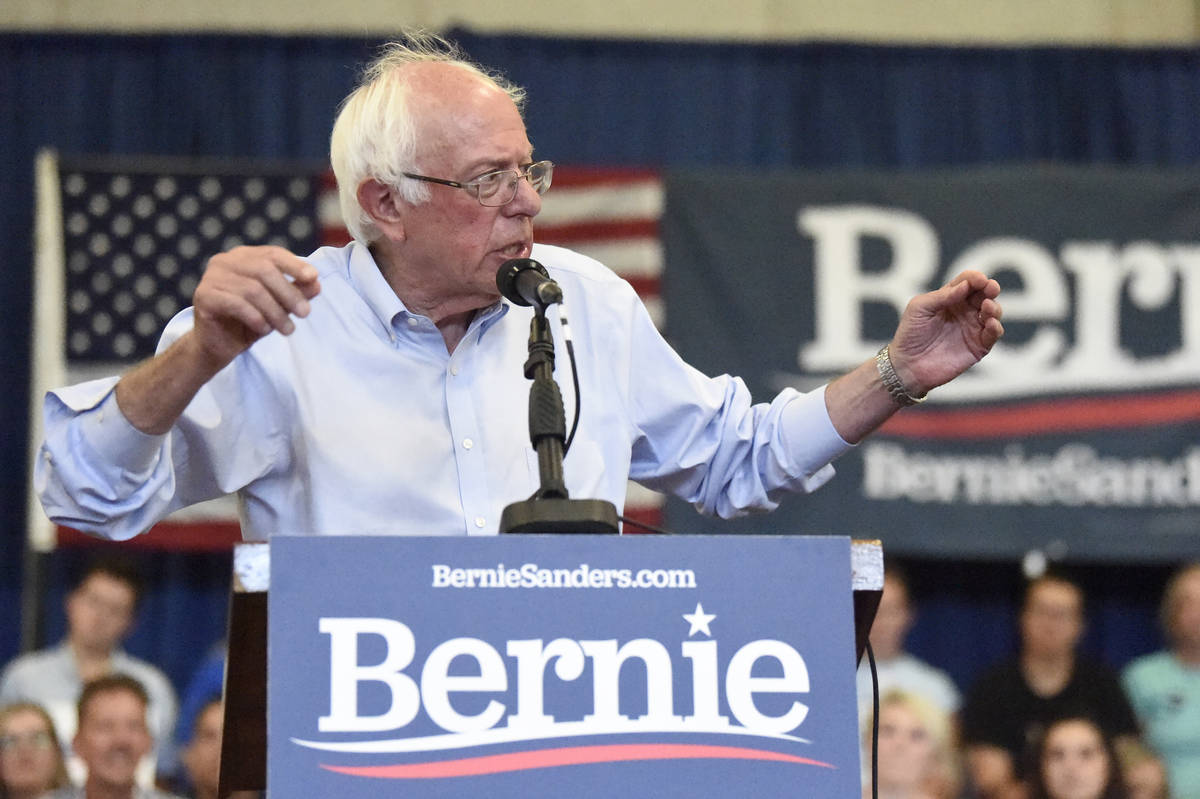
[218,537,884,795]
[219,543,269,797]
[850,539,884,666]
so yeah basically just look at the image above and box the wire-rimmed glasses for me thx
[402,161,554,207]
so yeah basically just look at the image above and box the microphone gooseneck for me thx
[495,257,619,535]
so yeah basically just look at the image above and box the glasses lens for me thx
[529,161,553,195]
[474,162,554,206]
[472,172,510,206]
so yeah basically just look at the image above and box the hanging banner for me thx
[662,165,1200,562]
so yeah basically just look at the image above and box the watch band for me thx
[875,345,927,407]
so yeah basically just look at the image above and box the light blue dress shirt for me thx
[36,242,850,540]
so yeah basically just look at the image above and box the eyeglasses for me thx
[0,730,54,752]
[402,161,554,207]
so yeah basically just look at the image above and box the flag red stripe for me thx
[536,219,659,243]
[549,168,660,188]
[56,522,242,552]
[880,389,1200,439]
[320,226,352,247]
[625,276,661,299]
[621,505,667,534]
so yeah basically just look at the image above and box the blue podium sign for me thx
[268,535,860,797]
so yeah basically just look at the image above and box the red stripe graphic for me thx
[880,389,1200,440]
[320,743,834,779]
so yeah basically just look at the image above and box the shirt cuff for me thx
[49,379,166,473]
[779,383,854,478]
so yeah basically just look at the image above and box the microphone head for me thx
[497,258,551,306]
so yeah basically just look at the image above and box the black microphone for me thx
[497,258,563,307]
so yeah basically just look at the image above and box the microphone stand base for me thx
[499,498,620,534]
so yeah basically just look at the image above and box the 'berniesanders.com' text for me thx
[432,563,697,589]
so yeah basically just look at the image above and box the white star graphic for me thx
[683,602,717,637]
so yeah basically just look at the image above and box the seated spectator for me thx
[1114,739,1169,799]
[179,699,220,799]
[42,675,183,799]
[863,690,961,799]
[1122,561,1200,799]
[0,556,178,784]
[1029,716,1127,799]
[857,564,961,718]
[0,702,69,799]
[961,572,1139,799]
[171,644,225,782]
[176,698,258,799]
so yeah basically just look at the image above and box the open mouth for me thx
[497,242,530,258]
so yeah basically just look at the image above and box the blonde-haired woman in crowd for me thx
[864,689,963,799]
[0,702,70,799]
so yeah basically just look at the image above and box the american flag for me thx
[29,152,664,552]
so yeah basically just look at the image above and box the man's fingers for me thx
[198,273,295,336]
[200,288,274,338]
[252,262,315,320]
[221,244,318,283]
[982,317,1005,349]
[238,279,301,335]
[199,246,321,336]
[980,296,1003,321]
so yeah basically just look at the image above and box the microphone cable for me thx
[557,302,582,454]
[867,639,880,799]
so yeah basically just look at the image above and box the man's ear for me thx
[356,179,405,240]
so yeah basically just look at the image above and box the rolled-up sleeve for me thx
[36,380,172,540]
[620,282,852,518]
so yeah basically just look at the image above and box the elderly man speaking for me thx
[36,31,1003,541]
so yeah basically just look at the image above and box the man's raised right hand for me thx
[191,245,322,370]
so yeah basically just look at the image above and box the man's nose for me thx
[504,174,542,218]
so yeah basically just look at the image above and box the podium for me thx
[218,536,882,798]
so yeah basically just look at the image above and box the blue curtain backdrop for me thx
[2,31,1198,705]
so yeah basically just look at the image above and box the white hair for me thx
[329,31,527,244]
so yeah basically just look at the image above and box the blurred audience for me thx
[42,675,183,799]
[863,690,962,799]
[961,572,1139,799]
[171,644,225,784]
[176,698,258,799]
[858,564,962,718]
[179,699,220,799]
[0,702,70,799]
[1122,561,1200,799]
[1114,739,1169,799]
[1028,717,1127,799]
[0,557,178,784]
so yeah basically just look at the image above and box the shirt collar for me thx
[347,241,407,333]
[347,241,509,337]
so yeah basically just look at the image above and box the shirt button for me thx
[474,516,486,528]
[406,317,419,327]
[462,438,474,450]
[450,365,459,376]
